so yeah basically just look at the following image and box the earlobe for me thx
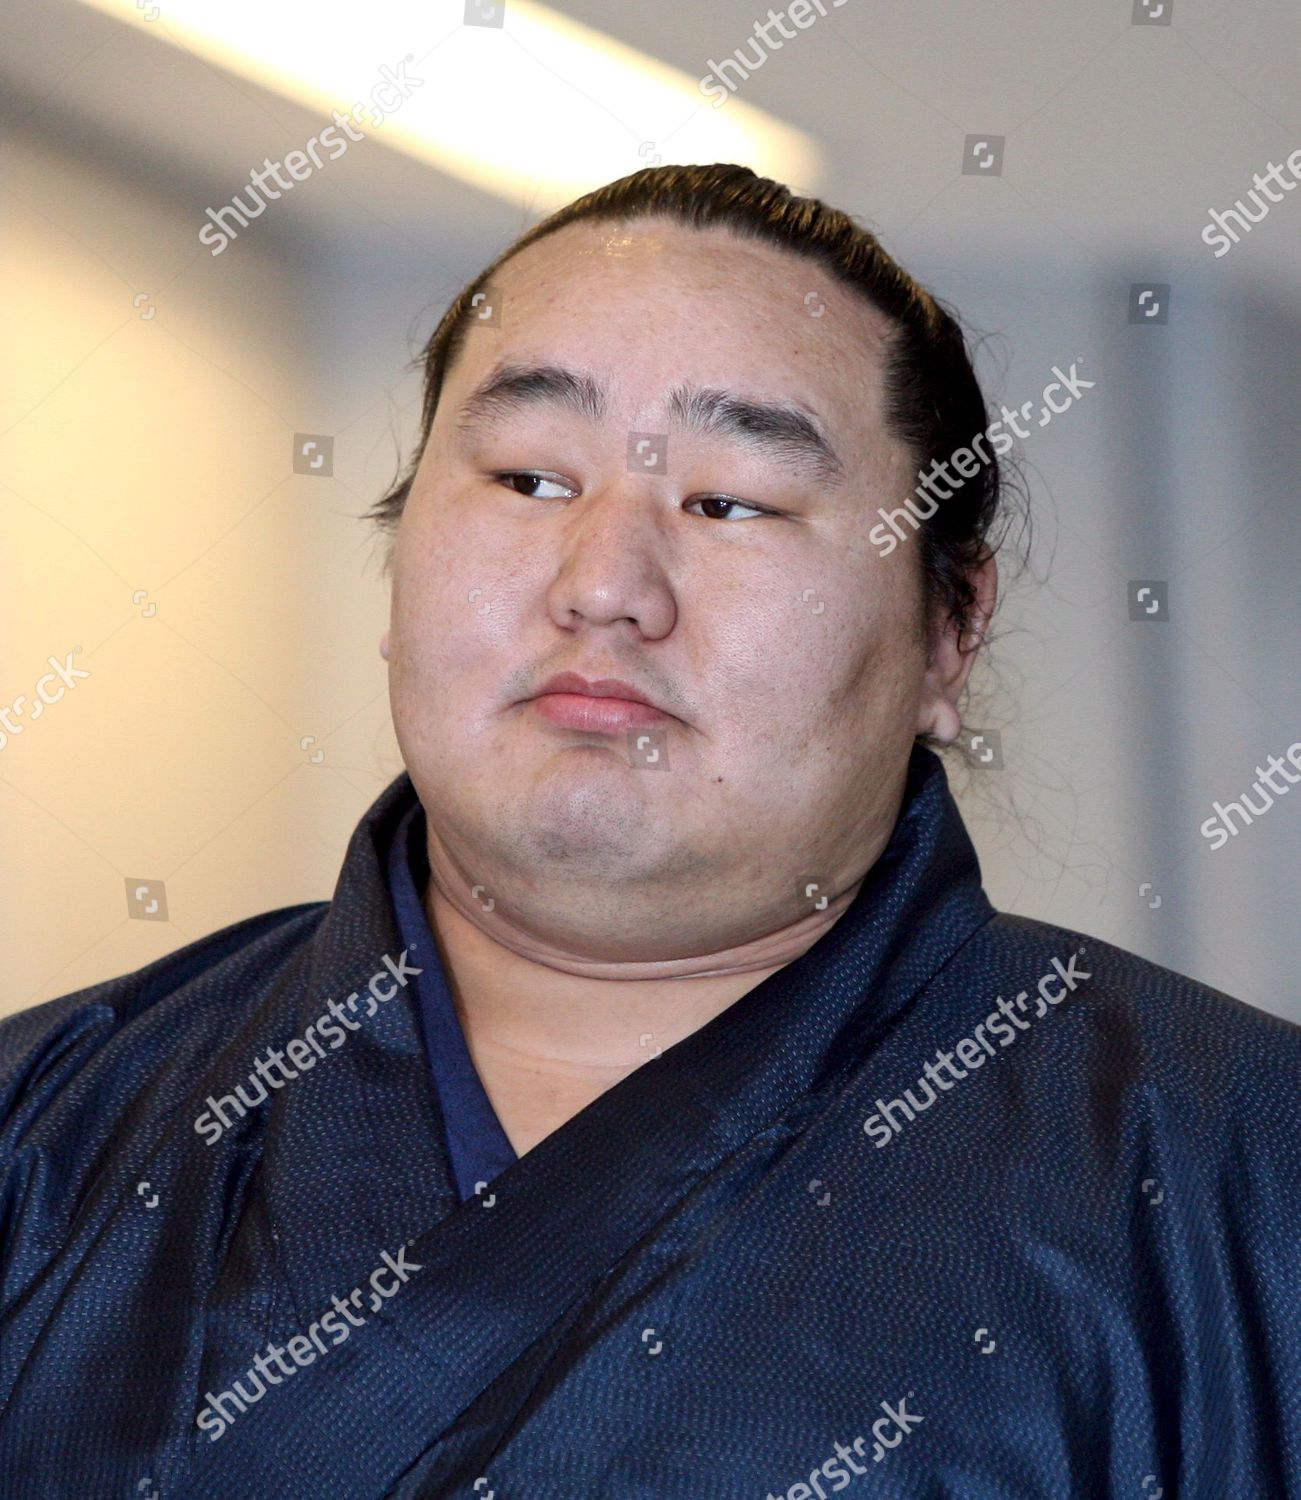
[379,630,391,661]
[916,695,962,745]
[915,615,976,745]
[916,551,998,746]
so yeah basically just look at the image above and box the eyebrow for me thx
[455,360,845,486]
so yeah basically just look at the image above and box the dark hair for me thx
[366,162,1021,644]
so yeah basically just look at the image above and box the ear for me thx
[915,551,998,744]
[379,629,391,661]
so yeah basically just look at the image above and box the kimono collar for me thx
[257,740,995,1332]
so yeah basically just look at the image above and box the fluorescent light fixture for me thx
[72,0,823,208]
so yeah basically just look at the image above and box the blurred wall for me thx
[0,105,404,1007]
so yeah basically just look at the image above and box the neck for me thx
[421,860,863,1082]
[420,864,864,1152]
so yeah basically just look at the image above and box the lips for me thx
[535,671,660,707]
[528,671,671,733]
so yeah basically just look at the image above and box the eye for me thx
[495,471,577,500]
[684,495,772,521]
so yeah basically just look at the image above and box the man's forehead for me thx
[455,265,890,440]
[488,218,895,345]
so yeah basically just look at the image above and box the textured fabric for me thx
[385,797,517,1202]
[0,743,1298,1499]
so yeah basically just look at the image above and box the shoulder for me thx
[962,910,1301,1152]
[0,902,327,1145]
[981,908,1299,1040]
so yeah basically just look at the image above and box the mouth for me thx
[526,671,673,734]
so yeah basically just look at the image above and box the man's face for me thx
[388,219,940,958]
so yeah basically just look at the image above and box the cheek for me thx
[816,540,925,693]
[684,571,861,758]
[828,578,924,705]
[393,503,528,676]
[740,580,920,760]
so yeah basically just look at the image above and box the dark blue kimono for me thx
[1,744,1298,1498]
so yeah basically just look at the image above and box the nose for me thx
[545,481,677,640]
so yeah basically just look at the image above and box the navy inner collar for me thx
[385,798,518,1201]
